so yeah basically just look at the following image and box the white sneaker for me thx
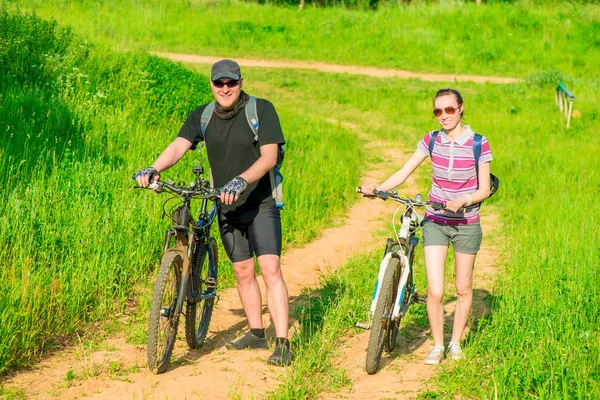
[424,346,445,365]
[447,342,463,360]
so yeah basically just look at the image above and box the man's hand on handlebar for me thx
[220,176,248,205]
[132,167,160,188]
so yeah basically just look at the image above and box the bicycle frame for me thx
[142,160,222,373]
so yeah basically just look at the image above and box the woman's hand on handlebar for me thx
[444,198,464,213]
[360,184,377,196]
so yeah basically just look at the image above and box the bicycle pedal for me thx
[413,293,428,305]
[354,322,371,330]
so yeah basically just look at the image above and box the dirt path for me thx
[2,57,504,400]
[0,135,411,399]
[2,144,502,400]
[155,53,521,84]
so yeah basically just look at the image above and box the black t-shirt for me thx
[177,98,285,212]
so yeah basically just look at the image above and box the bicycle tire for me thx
[185,237,218,349]
[365,256,400,375]
[147,252,183,374]
[385,257,409,352]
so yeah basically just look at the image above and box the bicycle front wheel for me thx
[365,256,400,375]
[185,237,218,349]
[147,252,183,374]
[385,257,409,352]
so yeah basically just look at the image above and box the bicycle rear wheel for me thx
[147,252,182,374]
[365,256,400,375]
[185,237,218,349]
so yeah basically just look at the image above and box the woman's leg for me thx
[451,251,476,343]
[424,245,449,347]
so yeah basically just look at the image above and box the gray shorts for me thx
[422,219,482,254]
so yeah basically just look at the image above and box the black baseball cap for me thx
[211,59,241,81]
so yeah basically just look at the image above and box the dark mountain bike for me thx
[137,165,220,374]
[355,188,446,375]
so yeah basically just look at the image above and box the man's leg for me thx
[220,210,268,349]
[256,254,289,338]
[248,207,291,365]
[233,257,265,330]
[258,254,291,366]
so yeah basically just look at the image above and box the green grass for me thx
[0,11,213,374]
[0,11,363,375]
[7,0,600,79]
[2,2,600,399]
[267,246,431,399]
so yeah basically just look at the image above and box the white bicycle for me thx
[355,188,446,375]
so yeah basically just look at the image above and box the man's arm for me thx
[152,137,194,173]
[239,143,278,184]
[134,137,193,187]
[220,143,279,205]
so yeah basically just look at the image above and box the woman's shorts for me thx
[422,219,482,254]
[218,205,282,262]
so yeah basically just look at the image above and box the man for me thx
[133,59,291,366]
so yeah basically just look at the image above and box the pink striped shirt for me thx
[417,126,493,225]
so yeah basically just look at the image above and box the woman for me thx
[361,88,493,365]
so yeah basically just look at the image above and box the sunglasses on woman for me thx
[433,106,460,117]
[213,79,240,88]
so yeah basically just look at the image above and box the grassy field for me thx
[8,0,600,79]
[0,11,362,375]
[2,1,600,398]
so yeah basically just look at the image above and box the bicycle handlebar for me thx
[356,187,446,211]
[135,180,220,200]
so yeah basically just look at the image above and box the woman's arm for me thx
[362,149,427,193]
[445,162,491,212]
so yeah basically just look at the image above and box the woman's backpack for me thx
[428,131,499,197]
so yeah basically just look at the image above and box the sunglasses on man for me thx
[212,79,240,89]
[433,106,460,117]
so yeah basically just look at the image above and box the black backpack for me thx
[200,97,285,208]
